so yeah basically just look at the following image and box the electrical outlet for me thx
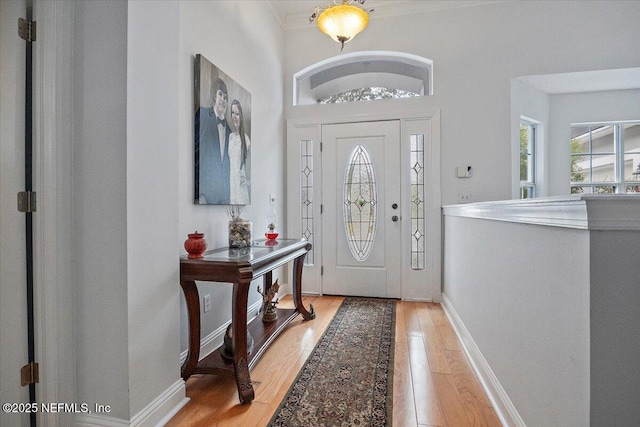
[458,192,471,203]
[203,294,211,313]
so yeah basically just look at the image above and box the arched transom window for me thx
[293,51,433,106]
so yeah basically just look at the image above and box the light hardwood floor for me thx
[166,295,502,427]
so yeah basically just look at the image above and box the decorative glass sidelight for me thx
[410,134,425,270]
[343,145,377,261]
[300,140,314,265]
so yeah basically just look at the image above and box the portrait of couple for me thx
[194,54,251,205]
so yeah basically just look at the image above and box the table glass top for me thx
[187,238,306,262]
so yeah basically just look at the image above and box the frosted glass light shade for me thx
[317,4,369,50]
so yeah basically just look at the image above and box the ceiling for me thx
[267,0,504,30]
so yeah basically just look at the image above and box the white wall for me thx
[590,229,640,426]
[126,1,183,421]
[444,214,591,426]
[284,0,640,205]
[73,0,130,419]
[177,1,286,360]
[443,196,640,425]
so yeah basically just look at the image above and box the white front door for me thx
[322,121,401,298]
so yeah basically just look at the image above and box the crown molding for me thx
[266,0,287,30]
[269,0,510,31]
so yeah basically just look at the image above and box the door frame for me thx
[35,2,77,425]
[286,109,441,302]
[1,2,76,425]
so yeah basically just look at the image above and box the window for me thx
[570,121,640,194]
[520,119,537,198]
[410,134,425,270]
[293,51,433,106]
[320,87,419,104]
[300,139,315,264]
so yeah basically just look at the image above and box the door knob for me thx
[392,203,398,209]
[392,215,399,222]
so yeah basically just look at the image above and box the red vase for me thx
[184,232,207,259]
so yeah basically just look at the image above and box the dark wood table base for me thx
[179,239,314,404]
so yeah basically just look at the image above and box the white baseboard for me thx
[131,380,188,427]
[401,297,434,302]
[74,413,129,427]
[279,281,291,297]
[278,282,322,298]
[441,294,526,427]
[180,299,264,364]
[74,380,188,427]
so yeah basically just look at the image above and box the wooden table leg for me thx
[232,279,255,404]
[292,251,315,320]
[180,280,200,380]
[263,270,273,294]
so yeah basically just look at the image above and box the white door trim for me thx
[286,109,441,302]
[34,2,77,425]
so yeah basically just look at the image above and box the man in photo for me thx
[196,77,231,204]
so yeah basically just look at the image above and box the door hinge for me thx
[320,204,323,214]
[320,142,323,152]
[17,191,37,213]
[21,362,39,386]
[321,266,324,276]
[18,18,36,43]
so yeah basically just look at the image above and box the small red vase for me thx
[184,232,207,259]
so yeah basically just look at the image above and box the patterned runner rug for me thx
[268,297,396,427]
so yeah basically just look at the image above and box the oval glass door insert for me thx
[343,144,377,261]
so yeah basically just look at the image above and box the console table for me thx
[179,238,315,404]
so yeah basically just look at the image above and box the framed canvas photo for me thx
[194,54,252,205]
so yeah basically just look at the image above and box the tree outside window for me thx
[520,120,536,199]
[320,87,419,104]
[570,139,585,194]
[570,122,640,194]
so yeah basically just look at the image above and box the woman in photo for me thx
[229,99,251,204]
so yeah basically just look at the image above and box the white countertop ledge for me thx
[442,194,640,230]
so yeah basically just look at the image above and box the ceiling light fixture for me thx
[309,0,373,51]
